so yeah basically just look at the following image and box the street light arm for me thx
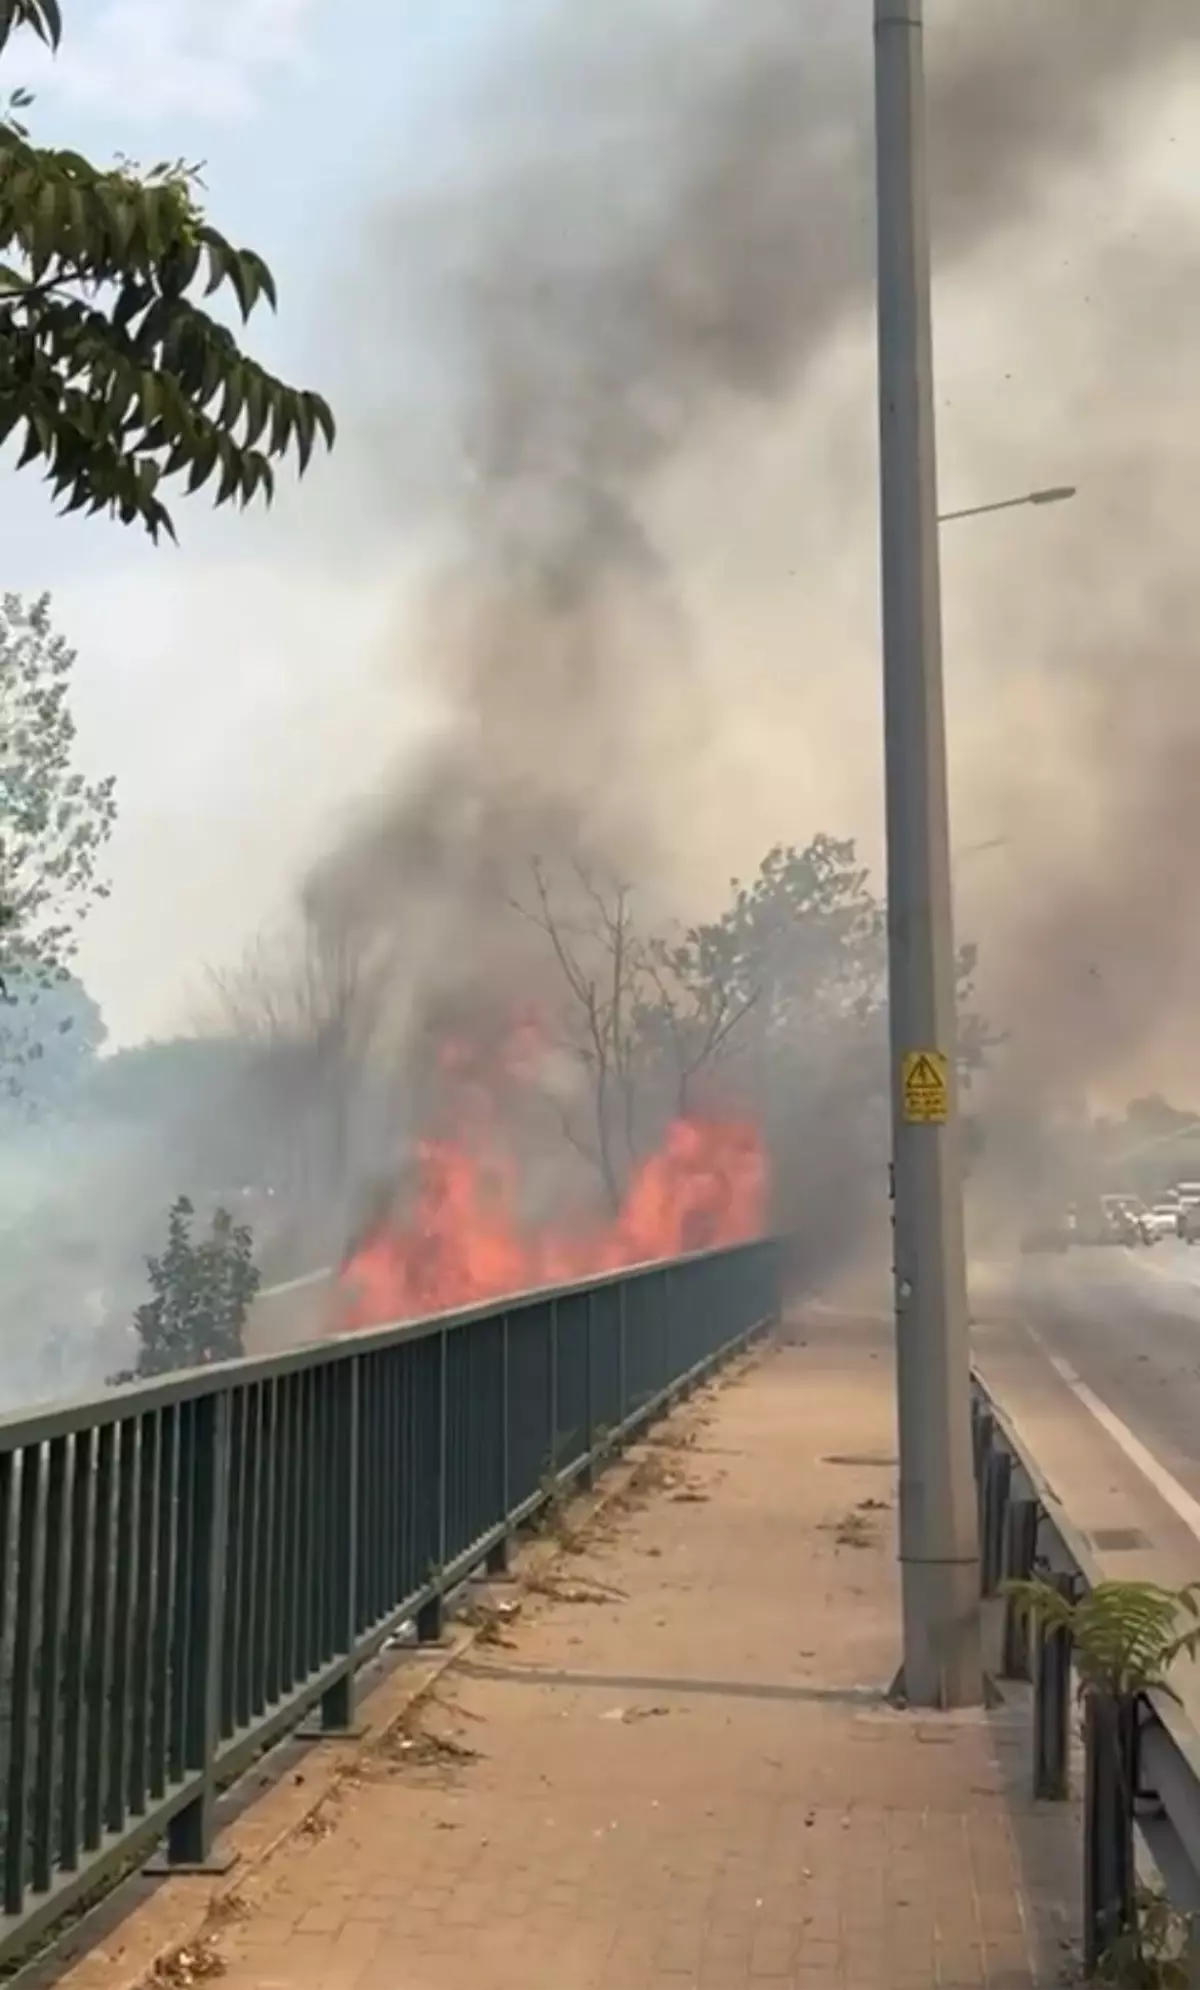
[938,485,1077,525]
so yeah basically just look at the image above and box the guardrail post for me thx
[981,1449,1012,1598]
[972,1403,993,1490]
[973,1407,994,1575]
[1032,1569,1076,1802]
[160,1393,235,1872]
[1000,1497,1040,1680]
[1084,1690,1137,1976]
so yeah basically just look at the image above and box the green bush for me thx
[114,1195,259,1380]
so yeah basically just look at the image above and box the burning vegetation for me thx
[338,1102,765,1327]
[335,958,766,1326]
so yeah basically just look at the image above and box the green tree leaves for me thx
[0,591,115,1087]
[122,1193,260,1378]
[0,2,333,537]
[0,966,104,1117]
[675,836,884,1053]
[0,2,62,56]
[676,836,999,1087]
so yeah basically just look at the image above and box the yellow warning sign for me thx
[902,1050,950,1125]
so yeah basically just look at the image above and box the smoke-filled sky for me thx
[17,0,1200,1109]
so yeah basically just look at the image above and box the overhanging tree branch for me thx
[0,2,334,537]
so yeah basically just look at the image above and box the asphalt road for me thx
[981,1240,1200,1504]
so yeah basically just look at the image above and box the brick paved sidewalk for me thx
[186,1318,1079,1990]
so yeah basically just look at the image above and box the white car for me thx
[1145,1203,1181,1241]
[1175,1186,1200,1241]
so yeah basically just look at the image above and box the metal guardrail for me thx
[0,1235,781,1971]
[973,1370,1200,1977]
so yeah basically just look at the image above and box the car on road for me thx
[1074,1195,1142,1246]
[1143,1202,1182,1243]
[1176,1183,1200,1241]
[1074,1194,1154,1241]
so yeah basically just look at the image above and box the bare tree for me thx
[510,857,758,1210]
[509,858,641,1211]
[207,906,397,1262]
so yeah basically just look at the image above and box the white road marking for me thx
[1023,1321,1200,1545]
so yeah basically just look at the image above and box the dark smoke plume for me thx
[309,0,1200,1241]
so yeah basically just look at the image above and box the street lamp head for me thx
[1027,485,1076,506]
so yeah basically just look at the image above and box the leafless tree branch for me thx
[510,856,763,1200]
[641,942,760,1114]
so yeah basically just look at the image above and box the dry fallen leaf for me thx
[152,1938,227,1985]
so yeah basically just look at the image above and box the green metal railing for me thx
[0,1236,780,1969]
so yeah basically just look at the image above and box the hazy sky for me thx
[8,0,497,1045]
[9,0,1200,1110]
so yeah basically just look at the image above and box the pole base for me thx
[894,1555,988,1709]
[887,1662,1002,1710]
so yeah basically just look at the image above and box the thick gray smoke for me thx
[308,0,1200,1244]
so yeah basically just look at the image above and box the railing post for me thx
[547,1297,559,1481]
[1083,1689,1137,1975]
[578,1291,596,1489]
[1033,1570,1076,1802]
[486,1314,512,1575]
[617,1279,628,1426]
[657,1263,671,1398]
[417,1332,448,1645]
[161,1393,234,1872]
[6,1447,41,1915]
[1000,1497,1039,1680]
[316,1356,360,1734]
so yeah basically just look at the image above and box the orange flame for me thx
[338,1113,766,1330]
